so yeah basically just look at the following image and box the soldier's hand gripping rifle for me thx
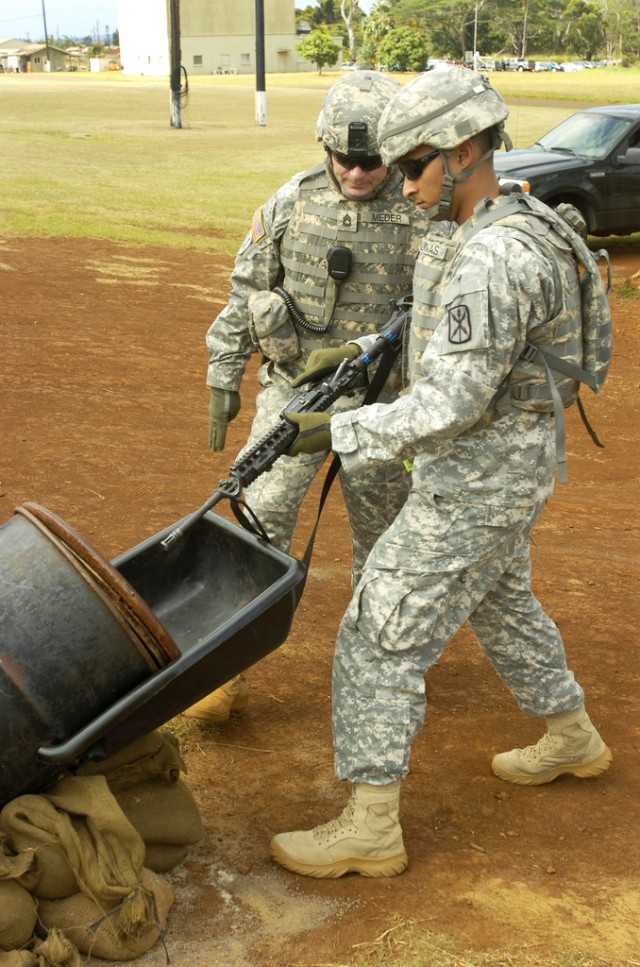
[161,293,412,549]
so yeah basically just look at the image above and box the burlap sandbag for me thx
[0,952,37,967]
[32,928,82,967]
[76,731,203,872]
[77,731,186,790]
[0,773,148,930]
[0,795,77,899]
[0,879,37,949]
[113,777,204,872]
[0,829,40,892]
[37,868,174,961]
[143,842,191,873]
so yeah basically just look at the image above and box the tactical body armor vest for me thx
[278,164,423,391]
[406,220,457,386]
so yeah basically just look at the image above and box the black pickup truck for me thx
[493,104,640,236]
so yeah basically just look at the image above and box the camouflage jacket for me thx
[331,194,574,507]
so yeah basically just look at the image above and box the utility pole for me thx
[473,0,478,62]
[255,0,266,126]
[521,0,530,57]
[169,0,183,128]
[40,0,51,71]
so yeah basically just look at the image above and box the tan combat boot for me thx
[492,704,612,785]
[271,781,408,878]
[183,674,249,723]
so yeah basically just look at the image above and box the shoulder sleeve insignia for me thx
[251,207,266,243]
[448,305,472,344]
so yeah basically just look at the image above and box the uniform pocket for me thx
[249,290,300,362]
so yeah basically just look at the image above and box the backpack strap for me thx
[528,342,598,392]
[520,342,569,483]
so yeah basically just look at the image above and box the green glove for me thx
[208,386,241,452]
[290,343,360,389]
[284,411,332,456]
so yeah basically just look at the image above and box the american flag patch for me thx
[251,207,266,243]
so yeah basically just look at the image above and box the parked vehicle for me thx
[534,60,563,71]
[504,57,535,71]
[494,104,640,236]
[561,60,588,71]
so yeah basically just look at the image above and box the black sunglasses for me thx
[332,150,384,172]
[397,149,441,180]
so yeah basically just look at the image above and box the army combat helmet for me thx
[317,70,401,161]
[377,66,511,218]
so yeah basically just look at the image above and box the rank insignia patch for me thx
[448,305,472,344]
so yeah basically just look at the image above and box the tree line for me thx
[296,0,640,70]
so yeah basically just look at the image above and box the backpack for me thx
[468,190,613,482]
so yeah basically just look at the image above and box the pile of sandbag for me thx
[0,730,204,963]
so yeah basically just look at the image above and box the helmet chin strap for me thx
[435,144,497,220]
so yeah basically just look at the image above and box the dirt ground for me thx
[2,235,639,966]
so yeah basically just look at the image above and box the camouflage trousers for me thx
[332,490,585,783]
[241,364,410,585]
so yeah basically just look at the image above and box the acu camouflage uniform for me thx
[330,190,591,784]
[206,157,428,580]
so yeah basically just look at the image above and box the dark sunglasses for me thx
[332,151,384,172]
[397,149,441,180]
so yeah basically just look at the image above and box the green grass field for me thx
[1,67,639,253]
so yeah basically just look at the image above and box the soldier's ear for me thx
[454,139,475,171]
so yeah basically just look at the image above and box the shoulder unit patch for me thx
[448,305,472,344]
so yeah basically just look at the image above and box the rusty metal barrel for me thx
[0,503,180,805]
[0,501,305,807]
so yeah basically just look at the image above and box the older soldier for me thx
[184,71,429,723]
[271,66,612,877]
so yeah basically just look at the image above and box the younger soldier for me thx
[272,66,612,877]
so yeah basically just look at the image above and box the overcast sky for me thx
[0,1,118,42]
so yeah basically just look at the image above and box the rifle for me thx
[161,293,411,549]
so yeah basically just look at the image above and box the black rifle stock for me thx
[161,293,411,549]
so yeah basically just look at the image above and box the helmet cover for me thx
[377,66,510,165]
[316,70,401,157]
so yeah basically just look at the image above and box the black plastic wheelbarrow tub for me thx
[0,503,305,806]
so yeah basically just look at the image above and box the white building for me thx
[116,0,320,76]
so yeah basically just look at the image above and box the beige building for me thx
[117,0,321,76]
[0,39,70,73]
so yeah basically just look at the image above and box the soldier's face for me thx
[331,154,388,200]
[397,145,444,211]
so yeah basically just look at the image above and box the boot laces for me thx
[312,799,356,845]
[519,732,560,763]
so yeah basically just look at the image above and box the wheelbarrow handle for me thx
[160,487,228,549]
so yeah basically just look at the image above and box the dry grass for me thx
[298,915,637,967]
[1,69,639,252]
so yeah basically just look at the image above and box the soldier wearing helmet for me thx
[377,65,511,220]
[271,66,611,879]
[186,71,429,724]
